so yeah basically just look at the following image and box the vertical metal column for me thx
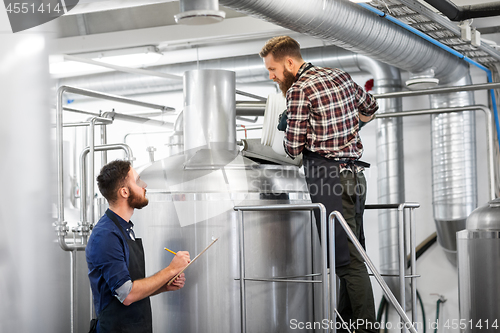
[319,205,330,330]
[410,208,418,325]
[238,210,246,333]
[328,214,337,333]
[398,205,407,332]
[101,125,108,165]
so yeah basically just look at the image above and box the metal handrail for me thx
[79,143,134,228]
[234,203,330,333]
[366,202,420,325]
[55,85,173,252]
[330,205,420,333]
[234,202,421,333]
[375,105,495,200]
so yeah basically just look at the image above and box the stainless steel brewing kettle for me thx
[466,198,500,230]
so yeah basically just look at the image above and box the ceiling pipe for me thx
[218,0,468,85]
[420,0,500,21]
[429,73,477,266]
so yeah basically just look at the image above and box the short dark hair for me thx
[259,36,303,61]
[96,160,131,204]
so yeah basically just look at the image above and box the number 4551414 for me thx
[443,319,499,330]
[6,2,62,14]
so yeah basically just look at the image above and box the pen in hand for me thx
[164,247,177,255]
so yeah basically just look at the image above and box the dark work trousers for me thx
[302,150,350,268]
[336,170,377,333]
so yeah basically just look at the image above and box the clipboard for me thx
[167,237,219,286]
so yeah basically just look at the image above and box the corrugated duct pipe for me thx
[218,0,468,84]
[430,74,477,266]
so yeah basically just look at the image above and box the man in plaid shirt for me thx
[260,36,378,333]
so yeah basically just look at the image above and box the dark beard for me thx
[127,187,149,209]
[278,68,296,97]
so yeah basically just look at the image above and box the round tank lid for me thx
[466,198,500,230]
[174,10,226,25]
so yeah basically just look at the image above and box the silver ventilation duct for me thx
[175,0,226,25]
[218,0,468,85]
[430,73,477,266]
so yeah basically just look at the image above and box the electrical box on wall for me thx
[460,22,472,41]
[471,28,481,47]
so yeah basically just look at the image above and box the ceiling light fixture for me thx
[175,0,225,25]
[49,46,162,75]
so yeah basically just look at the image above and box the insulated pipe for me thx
[219,0,468,84]
[430,74,477,266]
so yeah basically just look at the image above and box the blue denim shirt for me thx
[86,209,134,319]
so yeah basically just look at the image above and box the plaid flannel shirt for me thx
[284,63,378,160]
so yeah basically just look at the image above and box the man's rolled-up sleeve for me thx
[89,231,132,301]
[115,280,133,303]
[284,86,310,158]
[354,82,379,116]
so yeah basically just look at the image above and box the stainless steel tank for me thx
[134,154,316,332]
[457,198,500,331]
[131,69,318,332]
